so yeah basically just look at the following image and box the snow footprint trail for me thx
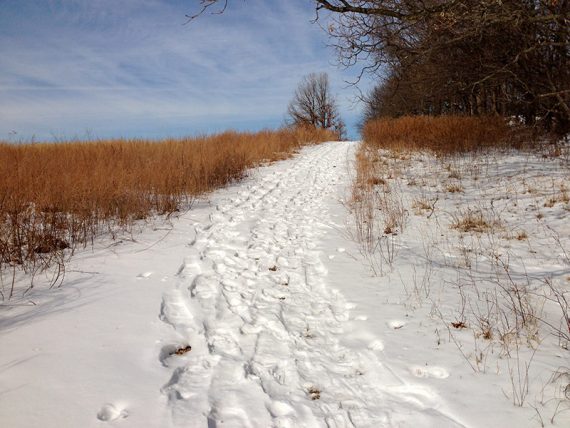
[159,142,463,427]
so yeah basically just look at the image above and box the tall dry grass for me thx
[0,126,335,295]
[362,115,530,155]
[351,115,535,274]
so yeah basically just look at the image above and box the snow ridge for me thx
[159,142,462,427]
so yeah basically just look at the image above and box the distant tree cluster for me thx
[191,0,569,134]
[287,72,346,140]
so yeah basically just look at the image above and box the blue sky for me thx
[0,0,373,142]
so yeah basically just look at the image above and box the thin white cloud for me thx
[0,0,369,140]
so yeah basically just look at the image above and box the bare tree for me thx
[191,0,569,134]
[287,72,344,137]
[356,1,569,133]
[321,1,569,133]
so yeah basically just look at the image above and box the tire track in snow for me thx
[159,142,464,427]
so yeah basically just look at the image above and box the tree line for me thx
[334,1,569,134]
[193,0,569,135]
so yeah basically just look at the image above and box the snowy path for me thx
[159,142,463,427]
[3,140,567,428]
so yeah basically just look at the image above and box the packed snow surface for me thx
[1,141,568,427]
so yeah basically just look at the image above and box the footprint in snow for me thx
[97,403,128,421]
[267,401,295,417]
[387,320,406,329]
[368,339,385,351]
[409,365,450,379]
[137,271,153,279]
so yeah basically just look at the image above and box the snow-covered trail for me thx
[159,141,463,428]
[0,141,466,428]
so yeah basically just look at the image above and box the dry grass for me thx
[412,197,432,212]
[445,184,464,193]
[350,146,379,251]
[350,126,570,410]
[0,126,335,294]
[362,115,529,155]
[351,115,535,272]
[451,209,497,233]
[412,196,437,216]
[349,144,407,275]
[544,184,570,208]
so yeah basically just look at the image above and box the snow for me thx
[1,141,569,427]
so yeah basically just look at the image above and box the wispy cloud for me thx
[0,0,369,140]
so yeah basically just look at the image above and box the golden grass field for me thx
[0,126,336,289]
[362,115,533,155]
